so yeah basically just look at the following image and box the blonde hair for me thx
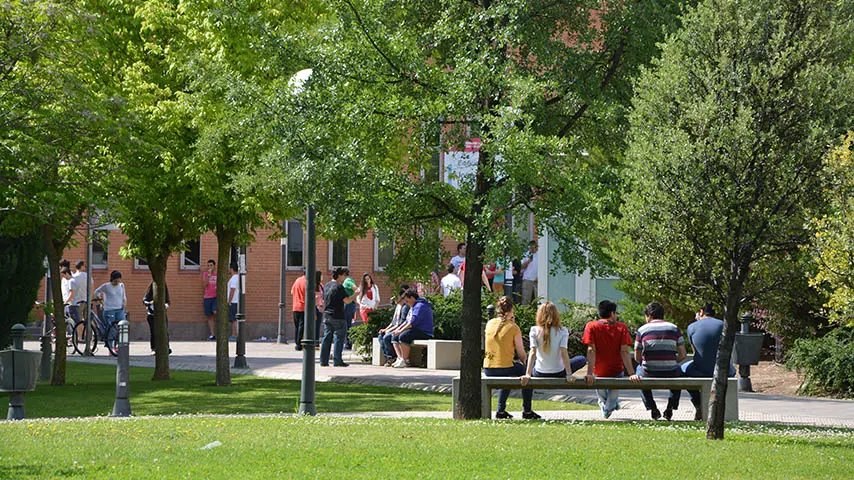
[535,302,561,354]
[493,296,514,339]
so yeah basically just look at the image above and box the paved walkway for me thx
[31,340,854,428]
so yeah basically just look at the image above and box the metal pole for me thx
[39,259,52,381]
[234,244,248,368]
[83,215,94,356]
[503,210,514,304]
[299,207,317,415]
[111,320,132,417]
[277,220,288,344]
[8,324,27,420]
[738,312,754,392]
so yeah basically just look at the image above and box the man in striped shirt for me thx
[634,302,687,420]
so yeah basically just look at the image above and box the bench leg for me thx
[481,382,491,419]
[725,378,739,421]
[700,384,710,421]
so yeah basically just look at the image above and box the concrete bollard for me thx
[110,320,132,417]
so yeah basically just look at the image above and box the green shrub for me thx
[349,308,393,361]
[787,327,854,398]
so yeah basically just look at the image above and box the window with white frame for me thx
[181,239,201,270]
[329,238,349,269]
[374,232,394,271]
[285,219,304,269]
[91,234,108,269]
[134,258,149,270]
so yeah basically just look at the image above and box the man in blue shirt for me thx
[391,289,434,368]
[682,304,736,420]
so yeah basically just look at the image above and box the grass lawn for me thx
[23,363,591,418]
[1,416,852,479]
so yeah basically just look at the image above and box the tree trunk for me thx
[148,254,171,380]
[214,228,235,386]
[42,224,66,386]
[706,273,746,439]
[455,231,486,419]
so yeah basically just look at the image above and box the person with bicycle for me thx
[95,270,127,328]
[60,268,80,324]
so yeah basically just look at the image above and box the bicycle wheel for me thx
[72,321,98,355]
[105,322,120,357]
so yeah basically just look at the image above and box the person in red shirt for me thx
[290,271,307,351]
[582,300,640,418]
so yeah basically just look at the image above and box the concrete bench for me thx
[372,337,461,370]
[452,376,739,421]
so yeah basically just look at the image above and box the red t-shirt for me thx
[582,320,632,377]
[290,276,306,313]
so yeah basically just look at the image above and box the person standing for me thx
[357,273,379,325]
[491,260,505,295]
[391,289,434,368]
[201,259,217,340]
[94,270,127,327]
[226,264,240,340]
[634,302,687,420]
[682,304,735,420]
[440,264,462,296]
[582,300,640,418]
[483,296,537,419]
[450,242,466,275]
[291,270,307,350]
[320,268,357,367]
[143,282,171,354]
[73,261,88,321]
[60,268,79,323]
[520,241,539,305]
[312,271,324,347]
[341,267,357,349]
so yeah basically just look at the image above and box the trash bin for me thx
[732,332,764,366]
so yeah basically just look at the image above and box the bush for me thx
[787,327,854,398]
[0,232,45,348]
[349,308,393,361]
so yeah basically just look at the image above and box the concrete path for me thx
[30,340,854,428]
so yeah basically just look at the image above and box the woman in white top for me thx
[357,273,380,324]
[521,302,586,384]
[94,270,127,326]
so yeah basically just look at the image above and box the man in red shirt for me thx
[290,271,307,351]
[582,300,639,418]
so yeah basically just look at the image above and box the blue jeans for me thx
[681,360,736,409]
[637,365,682,411]
[484,363,532,413]
[379,332,396,359]
[344,303,357,346]
[398,328,432,346]
[531,355,587,377]
[596,372,624,414]
[102,308,125,327]
[320,316,347,365]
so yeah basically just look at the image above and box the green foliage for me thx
[349,307,392,360]
[788,327,854,398]
[0,233,45,348]
[809,133,854,326]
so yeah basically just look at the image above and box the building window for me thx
[286,220,304,269]
[91,234,108,269]
[181,239,201,270]
[374,232,394,271]
[134,258,149,270]
[329,238,349,269]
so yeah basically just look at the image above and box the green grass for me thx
[1,417,852,479]
[24,363,591,418]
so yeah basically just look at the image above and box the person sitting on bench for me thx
[483,296,536,419]
[390,289,433,368]
[635,302,687,420]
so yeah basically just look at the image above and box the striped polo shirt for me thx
[635,320,684,377]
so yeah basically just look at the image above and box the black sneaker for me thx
[651,408,662,420]
[663,408,673,421]
[333,362,349,367]
[320,363,329,367]
[522,411,542,420]
[495,411,513,419]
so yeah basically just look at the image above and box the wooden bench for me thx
[372,338,462,370]
[452,376,739,421]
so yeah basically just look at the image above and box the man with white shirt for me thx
[73,260,89,321]
[226,264,240,340]
[440,264,462,296]
[449,243,466,275]
[60,268,79,323]
[520,241,538,305]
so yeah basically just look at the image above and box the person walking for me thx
[201,259,217,340]
[483,296,537,419]
[320,268,357,367]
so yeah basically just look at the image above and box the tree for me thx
[611,0,854,439]
[810,132,854,326]
[0,232,45,348]
[252,0,689,418]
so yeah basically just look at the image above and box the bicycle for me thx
[72,299,120,356]
[35,302,74,349]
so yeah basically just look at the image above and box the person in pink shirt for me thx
[201,259,217,340]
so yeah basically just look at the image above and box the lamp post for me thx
[277,220,288,344]
[39,258,52,381]
[111,320,132,417]
[234,245,248,368]
[83,214,95,357]
[299,206,317,415]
